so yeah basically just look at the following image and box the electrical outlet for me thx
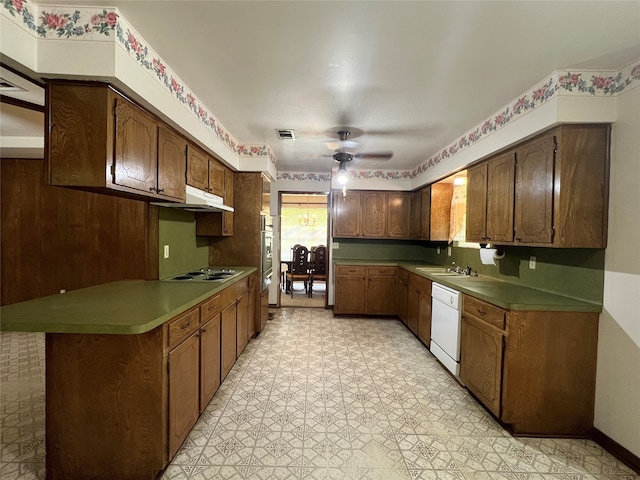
[447,246,452,256]
[437,246,441,254]
[332,242,339,249]
[164,245,170,259]
[529,256,536,269]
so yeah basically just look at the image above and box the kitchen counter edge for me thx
[333,260,601,313]
[0,268,257,335]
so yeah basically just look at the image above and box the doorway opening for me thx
[278,193,329,308]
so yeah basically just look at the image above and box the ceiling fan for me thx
[325,129,393,184]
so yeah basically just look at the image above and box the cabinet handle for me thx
[477,309,486,316]
[180,322,191,330]
[485,236,491,241]
[149,187,156,192]
[201,327,207,333]
[157,188,164,193]
[515,237,522,242]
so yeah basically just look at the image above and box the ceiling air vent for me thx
[275,129,295,140]
[0,78,25,92]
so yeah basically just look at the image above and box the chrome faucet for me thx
[449,262,464,274]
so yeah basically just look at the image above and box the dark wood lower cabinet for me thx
[169,331,200,459]
[460,313,504,417]
[460,294,599,436]
[221,302,237,382]
[199,315,221,412]
[44,278,249,479]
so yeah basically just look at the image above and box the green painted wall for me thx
[332,238,428,261]
[333,238,604,304]
[158,208,210,279]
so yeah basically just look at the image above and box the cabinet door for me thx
[208,160,225,197]
[420,187,431,239]
[113,98,158,193]
[221,302,237,382]
[410,190,422,239]
[236,291,250,357]
[157,126,187,201]
[406,286,419,335]
[387,192,411,238]
[514,135,554,244]
[334,266,366,314]
[186,145,209,191]
[200,316,221,412]
[466,162,488,242]
[168,331,200,459]
[332,191,361,237]
[430,183,453,241]
[417,291,432,346]
[395,271,409,323]
[486,152,515,243]
[361,192,387,237]
[366,275,396,315]
[460,314,504,418]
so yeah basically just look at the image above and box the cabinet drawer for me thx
[200,294,223,323]
[463,295,506,329]
[168,307,200,348]
[337,265,366,275]
[367,266,397,276]
[409,273,432,294]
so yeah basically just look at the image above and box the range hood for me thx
[151,185,234,212]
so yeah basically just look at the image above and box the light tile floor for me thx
[1,307,638,480]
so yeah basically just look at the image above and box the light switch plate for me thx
[529,256,536,269]
[437,247,441,254]
[164,245,170,259]
[447,246,452,256]
[332,242,339,249]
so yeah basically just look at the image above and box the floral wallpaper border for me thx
[412,61,640,177]
[1,0,272,162]
[4,0,640,179]
[277,172,332,182]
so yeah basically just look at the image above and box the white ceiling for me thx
[6,1,640,172]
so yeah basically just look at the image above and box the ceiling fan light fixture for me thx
[337,161,349,185]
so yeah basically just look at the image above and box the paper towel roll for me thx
[480,248,498,265]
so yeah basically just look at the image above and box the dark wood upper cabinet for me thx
[47,82,186,202]
[113,97,158,194]
[410,190,422,239]
[361,192,387,237]
[185,144,209,191]
[515,132,554,244]
[332,190,362,237]
[465,124,609,248]
[429,183,453,241]
[466,162,488,242]
[157,126,187,201]
[387,192,411,238]
[186,144,225,197]
[420,186,431,240]
[332,190,412,239]
[486,151,516,243]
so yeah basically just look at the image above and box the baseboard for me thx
[592,428,640,474]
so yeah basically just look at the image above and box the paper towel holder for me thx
[480,244,505,259]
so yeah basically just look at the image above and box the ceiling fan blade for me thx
[324,139,360,151]
[354,151,393,160]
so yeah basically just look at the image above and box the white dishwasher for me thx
[430,282,463,379]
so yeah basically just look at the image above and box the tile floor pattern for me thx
[1,308,638,480]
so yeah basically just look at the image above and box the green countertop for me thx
[0,268,256,334]
[334,260,601,313]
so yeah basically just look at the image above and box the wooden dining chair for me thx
[308,245,327,298]
[285,245,310,297]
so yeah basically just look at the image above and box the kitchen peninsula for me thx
[1,268,255,480]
